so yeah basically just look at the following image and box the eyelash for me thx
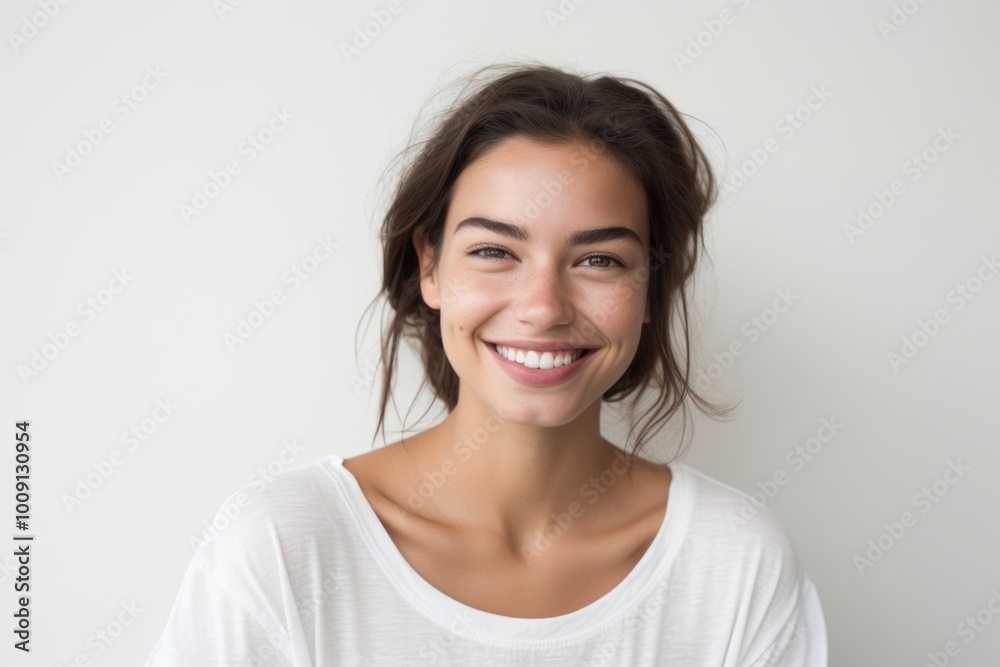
[467,244,627,270]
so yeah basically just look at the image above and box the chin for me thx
[487,396,590,428]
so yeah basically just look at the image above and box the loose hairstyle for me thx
[358,61,738,471]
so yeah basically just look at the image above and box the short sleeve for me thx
[745,571,828,667]
[144,556,294,667]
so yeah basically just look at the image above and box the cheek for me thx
[439,272,506,326]
[587,279,647,326]
[437,274,507,368]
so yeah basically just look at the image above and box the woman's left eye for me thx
[467,245,626,269]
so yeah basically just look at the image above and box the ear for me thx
[413,228,441,310]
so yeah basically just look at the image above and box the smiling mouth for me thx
[488,342,593,369]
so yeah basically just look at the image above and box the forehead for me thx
[445,135,649,245]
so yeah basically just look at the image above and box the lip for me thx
[484,339,595,388]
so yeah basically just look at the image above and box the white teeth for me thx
[539,352,556,369]
[494,344,584,369]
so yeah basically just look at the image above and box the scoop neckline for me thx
[321,451,692,646]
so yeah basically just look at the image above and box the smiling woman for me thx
[146,62,828,665]
[411,134,653,413]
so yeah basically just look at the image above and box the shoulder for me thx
[158,457,356,657]
[667,463,809,612]
[190,455,350,574]
[672,462,801,563]
[668,463,826,660]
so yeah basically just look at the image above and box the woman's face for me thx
[415,134,651,426]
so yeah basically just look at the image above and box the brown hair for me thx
[357,61,738,470]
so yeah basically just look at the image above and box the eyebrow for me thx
[453,217,644,247]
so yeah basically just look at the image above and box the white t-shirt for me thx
[146,452,827,666]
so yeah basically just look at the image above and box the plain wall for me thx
[1,0,998,665]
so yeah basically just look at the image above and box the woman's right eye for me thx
[468,244,511,261]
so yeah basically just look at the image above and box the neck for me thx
[400,390,637,559]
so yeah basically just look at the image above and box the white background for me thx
[1,0,998,665]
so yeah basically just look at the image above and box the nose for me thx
[512,263,575,329]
